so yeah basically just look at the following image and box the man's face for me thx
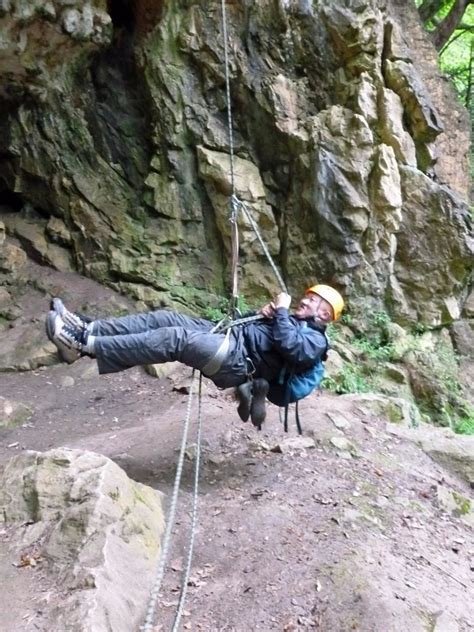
[294,293,334,323]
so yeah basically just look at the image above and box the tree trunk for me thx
[418,0,445,23]
[466,39,473,108]
[431,0,472,50]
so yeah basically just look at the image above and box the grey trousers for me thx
[92,310,249,389]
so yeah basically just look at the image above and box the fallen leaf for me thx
[15,552,43,568]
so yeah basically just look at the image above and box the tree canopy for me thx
[416,0,473,108]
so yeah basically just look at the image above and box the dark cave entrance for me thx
[107,0,135,33]
[0,189,24,212]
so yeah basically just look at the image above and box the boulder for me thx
[0,320,58,372]
[0,396,33,428]
[421,435,474,487]
[0,448,165,632]
[340,392,421,427]
[378,88,417,166]
[436,486,473,526]
[387,424,474,487]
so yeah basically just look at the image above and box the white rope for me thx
[221,0,241,311]
[238,198,288,294]
[141,4,288,628]
[221,0,236,197]
[141,371,198,632]
[171,374,204,631]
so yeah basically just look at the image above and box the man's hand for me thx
[273,292,291,310]
[258,302,276,318]
[258,292,292,317]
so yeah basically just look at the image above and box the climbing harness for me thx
[142,2,290,629]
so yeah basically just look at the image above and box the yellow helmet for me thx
[306,284,344,321]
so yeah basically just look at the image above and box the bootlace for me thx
[61,323,86,348]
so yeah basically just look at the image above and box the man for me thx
[46,284,343,427]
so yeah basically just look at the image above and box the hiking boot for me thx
[46,311,87,364]
[235,381,252,422]
[250,378,269,429]
[50,297,89,333]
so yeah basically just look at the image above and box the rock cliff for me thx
[0,0,471,324]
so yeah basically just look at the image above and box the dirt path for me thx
[0,265,473,630]
[1,357,473,631]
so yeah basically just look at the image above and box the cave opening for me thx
[0,188,24,212]
[107,0,135,33]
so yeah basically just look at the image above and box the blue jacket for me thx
[237,307,329,381]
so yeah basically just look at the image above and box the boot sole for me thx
[250,379,269,428]
[236,382,252,422]
[45,310,55,343]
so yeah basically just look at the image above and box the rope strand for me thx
[221,0,236,197]
[142,5,288,629]
[171,374,204,631]
[238,199,288,294]
[141,371,198,632]
[221,1,241,313]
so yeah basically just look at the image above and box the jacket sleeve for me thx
[272,307,327,365]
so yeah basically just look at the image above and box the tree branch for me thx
[439,25,474,55]
[418,0,445,23]
[431,0,472,50]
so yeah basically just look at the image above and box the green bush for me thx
[453,417,474,435]
[203,295,252,322]
[453,405,474,435]
[322,366,372,395]
[350,310,396,361]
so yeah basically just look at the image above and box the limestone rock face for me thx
[0,448,165,632]
[0,0,471,323]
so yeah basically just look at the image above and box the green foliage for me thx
[453,416,474,435]
[408,333,470,430]
[340,312,353,326]
[371,311,391,328]
[325,321,342,343]
[438,24,473,106]
[431,339,462,395]
[453,403,474,434]
[322,366,372,395]
[352,311,396,361]
[411,321,429,335]
[451,491,471,515]
[415,0,474,106]
[203,298,230,323]
[352,338,396,361]
[203,295,252,322]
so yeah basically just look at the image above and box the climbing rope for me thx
[221,0,240,313]
[220,2,287,302]
[213,312,266,333]
[141,371,199,632]
[221,0,236,197]
[143,4,290,629]
[171,374,204,632]
[237,197,288,294]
